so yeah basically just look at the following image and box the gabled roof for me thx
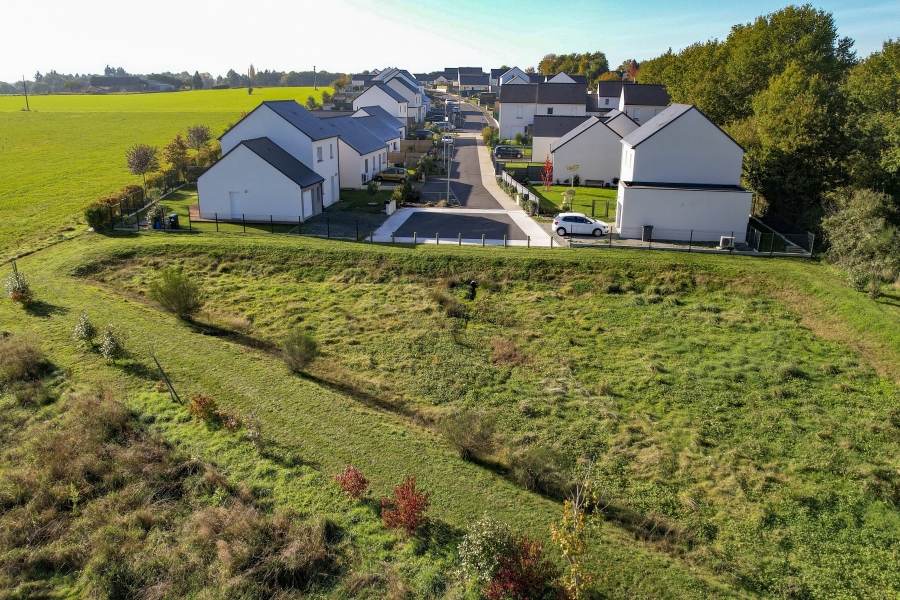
[585,94,599,112]
[388,76,419,94]
[505,75,529,85]
[458,67,484,76]
[597,80,625,97]
[321,116,387,155]
[354,115,402,143]
[354,105,405,129]
[621,103,744,152]
[547,73,586,84]
[551,117,621,153]
[460,74,489,85]
[237,137,324,188]
[621,83,670,106]
[360,83,408,103]
[490,68,506,78]
[527,73,547,83]
[601,109,639,136]
[414,73,434,82]
[532,115,593,138]
[263,100,339,141]
[351,73,376,82]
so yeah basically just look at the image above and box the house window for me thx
[605,98,609,105]
[330,143,333,159]
[365,158,369,173]
[547,107,553,115]
[516,106,523,119]
[317,146,323,162]
[633,108,641,121]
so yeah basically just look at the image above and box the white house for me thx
[320,116,389,188]
[601,109,639,138]
[460,74,490,94]
[352,105,406,141]
[353,83,409,125]
[619,84,670,125]
[615,104,753,242]
[550,116,634,185]
[383,76,428,124]
[596,81,626,113]
[197,137,325,222]
[498,67,528,85]
[496,83,587,139]
[219,100,341,206]
[531,115,592,164]
[351,111,403,153]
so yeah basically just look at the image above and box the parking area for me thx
[391,210,529,241]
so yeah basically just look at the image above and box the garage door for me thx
[229,192,241,219]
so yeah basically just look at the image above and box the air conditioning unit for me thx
[718,236,736,250]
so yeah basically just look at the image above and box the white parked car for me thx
[434,121,456,131]
[441,134,454,145]
[552,212,610,237]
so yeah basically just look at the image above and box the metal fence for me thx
[111,172,184,229]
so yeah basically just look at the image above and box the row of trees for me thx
[634,4,900,294]
[538,52,609,87]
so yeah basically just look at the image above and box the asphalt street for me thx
[392,211,529,241]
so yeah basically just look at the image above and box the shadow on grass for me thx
[119,360,158,381]
[189,321,279,353]
[24,301,69,318]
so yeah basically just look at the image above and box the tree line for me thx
[635,4,900,296]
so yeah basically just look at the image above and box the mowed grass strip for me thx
[0,87,331,262]
[0,234,739,599]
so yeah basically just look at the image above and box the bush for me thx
[188,394,219,422]
[572,174,580,187]
[84,201,112,231]
[245,409,263,451]
[72,311,97,347]
[508,446,569,497]
[283,329,318,372]
[0,336,49,386]
[98,325,126,362]
[5,262,33,306]
[381,474,431,536]
[146,203,173,228]
[458,513,513,584]
[367,179,381,195]
[149,267,205,320]
[483,534,561,600]
[333,466,370,500]
[440,410,496,461]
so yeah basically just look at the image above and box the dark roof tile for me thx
[239,137,324,188]
[532,115,593,138]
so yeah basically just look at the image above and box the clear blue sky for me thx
[1,0,896,83]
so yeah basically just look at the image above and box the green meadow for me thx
[0,87,331,261]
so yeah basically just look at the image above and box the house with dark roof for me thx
[197,137,326,222]
[350,73,376,90]
[352,105,407,139]
[549,115,638,185]
[597,80,626,111]
[352,83,410,125]
[496,83,588,139]
[88,76,148,92]
[459,73,490,95]
[320,116,389,188]
[531,115,593,163]
[615,104,752,242]
[618,84,671,124]
[497,67,528,87]
[219,100,342,206]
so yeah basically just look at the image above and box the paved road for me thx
[420,137,503,209]
[393,211,528,241]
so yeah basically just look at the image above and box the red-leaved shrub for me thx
[188,394,218,422]
[484,534,562,600]
[381,474,431,535]
[333,466,370,500]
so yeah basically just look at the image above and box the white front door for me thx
[229,191,241,218]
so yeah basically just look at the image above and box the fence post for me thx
[243,214,246,233]
[188,214,192,231]
[298,216,302,236]
[527,235,530,248]
[327,218,330,239]
[436,232,440,245]
[503,234,507,248]
[356,219,359,242]
[550,236,553,249]
[392,231,395,244]
[414,232,417,244]
[606,200,610,217]
[215,213,219,232]
[730,231,734,254]
[271,216,274,234]
[370,230,374,243]
[809,233,815,258]
[769,233,774,257]
[591,199,595,217]
[688,230,692,252]
[482,234,485,248]
[458,233,461,246]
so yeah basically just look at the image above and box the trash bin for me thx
[167,213,179,229]
[641,225,653,242]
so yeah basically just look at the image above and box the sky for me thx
[1,0,897,83]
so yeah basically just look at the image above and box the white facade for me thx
[532,137,554,164]
[385,78,427,123]
[220,105,340,206]
[505,76,529,85]
[536,103,585,118]
[603,111,639,138]
[197,145,323,222]
[497,103,536,140]
[547,73,576,83]
[616,104,751,242]
[338,140,388,188]
[499,67,528,85]
[614,185,753,242]
[618,88,668,125]
[353,86,409,121]
[550,120,623,184]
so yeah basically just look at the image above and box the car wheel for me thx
[556,227,567,236]
[593,228,603,237]
[399,178,406,184]
[375,176,383,182]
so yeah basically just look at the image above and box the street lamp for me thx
[444,139,451,203]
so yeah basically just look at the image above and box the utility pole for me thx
[22,75,29,111]
[314,65,317,90]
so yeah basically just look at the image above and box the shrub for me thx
[283,329,318,372]
[440,410,496,461]
[367,179,381,195]
[0,336,49,386]
[245,410,263,450]
[188,394,219,422]
[72,311,97,347]
[84,201,112,231]
[381,474,431,536]
[573,174,581,187]
[508,446,568,497]
[333,466,370,500]
[491,337,528,366]
[483,534,561,600]
[216,409,242,431]
[458,513,513,584]
[98,325,126,362]
[149,267,205,320]
[146,203,173,227]
[5,262,34,305]
[429,289,466,318]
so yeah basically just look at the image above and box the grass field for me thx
[0,87,331,262]
[3,232,900,597]
[527,184,617,218]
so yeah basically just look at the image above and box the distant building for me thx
[88,76,148,92]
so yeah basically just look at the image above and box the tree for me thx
[248,63,256,84]
[115,67,127,76]
[539,52,609,86]
[33,71,42,81]
[823,188,900,298]
[333,466,370,499]
[541,155,553,191]
[104,65,114,76]
[62,80,80,92]
[163,134,189,178]
[331,75,348,92]
[551,463,601,598]
[381,474,431,535]
[305,95,322,110]
[226,69,243,87]
[149,267,205,319]
[597,71,621,81]
[524,66,536,74]
[483,534,561,600]
[192,71,203,90]
[185,124,212,153]
[321,90,333,104]
[125,144,160,192]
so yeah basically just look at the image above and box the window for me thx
[365,158,369,173]
[633,108,641,121]
[604,98,609,105]
[547,107,553,115]
[317,146,323,162]
[516,106,523,119]
[330,143,333,159]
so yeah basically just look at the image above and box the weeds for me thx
[440,410,496,461]
[283,329,318,372]
[149,267,205,320]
